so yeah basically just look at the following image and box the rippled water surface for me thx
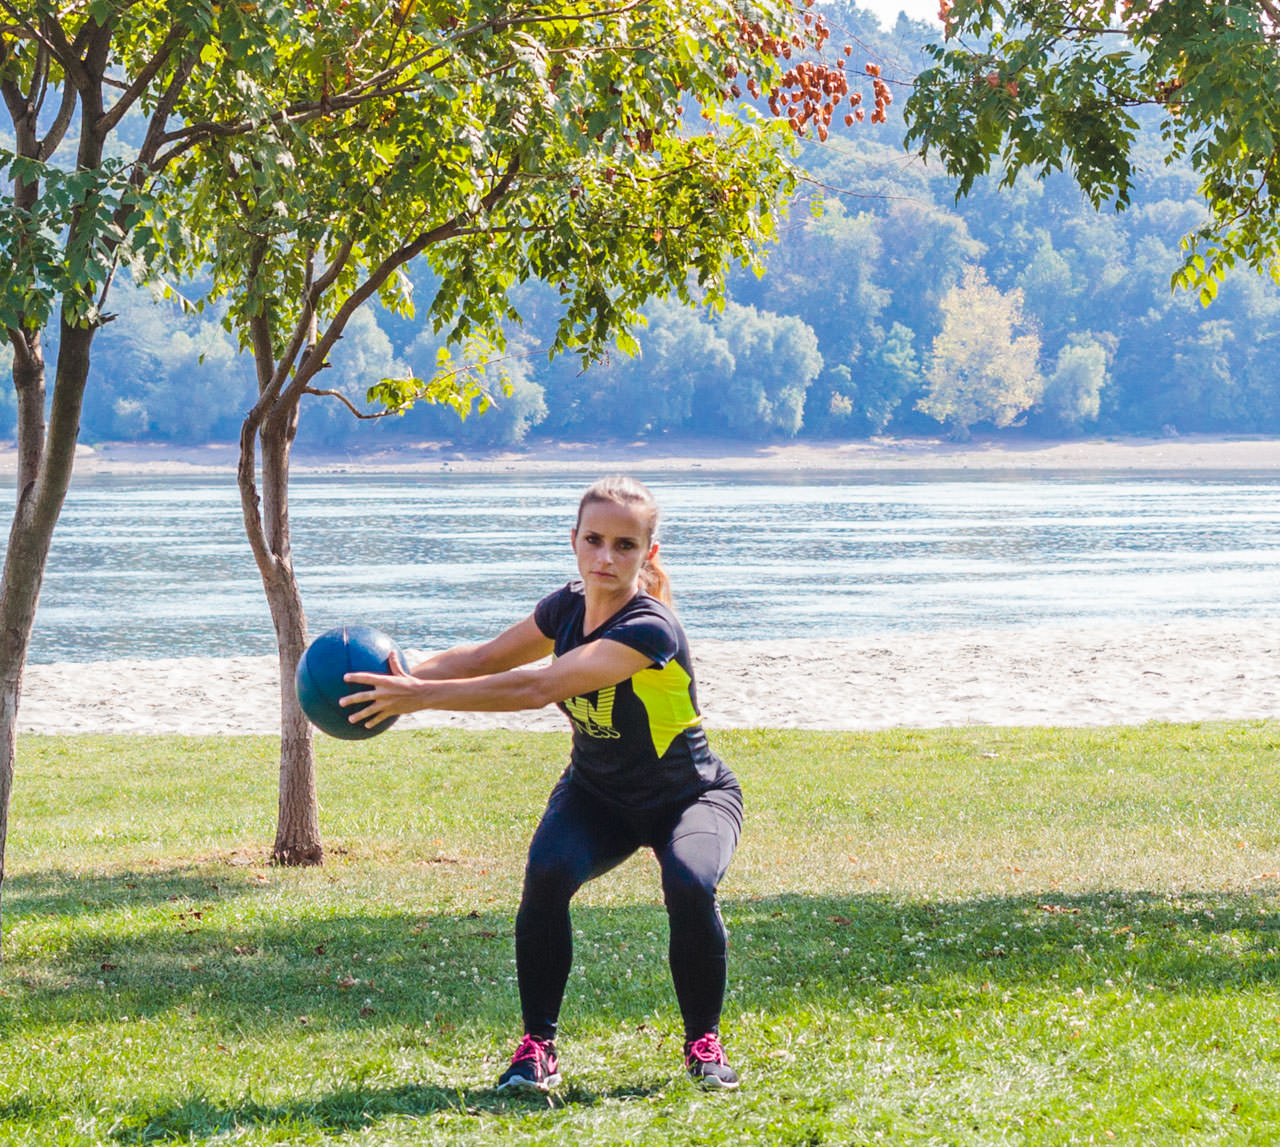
[24,469,1280,662]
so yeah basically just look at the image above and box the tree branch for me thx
[6,325,45,491]
[30,7,90,90]
[5,328,37,388]
[97,20,189,134]
[0,3,63,69]
[240,240,279,397]
[312,239,356,300]
[29,39,50,117]
[285,154,521,404]
[300,386,397,419]
[489,0,648,35]
[150,81,419,169]
[131,49,197,176]
[264,239,355,401]
[1,74,29,130]
[37,68,78,160]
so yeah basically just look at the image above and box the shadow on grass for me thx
[9,875,1280,1026]
[727,888,1280,1005]
[7,865,253,923]
[90,1079,675,1144]
[6,878,1280,1141]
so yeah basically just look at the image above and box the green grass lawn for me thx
[4,723,1280,1145]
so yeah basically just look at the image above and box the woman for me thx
[342,475,744,1092]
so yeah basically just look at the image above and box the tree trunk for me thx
[0,324,95,954]
[0,331,46,947]
[239,397,322,866]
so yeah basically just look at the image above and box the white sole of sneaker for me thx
[691,1075,740,1091]
[497,1073,562,1093]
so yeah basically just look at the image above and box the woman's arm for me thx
[341,636,652,729]
[408,615,553,680]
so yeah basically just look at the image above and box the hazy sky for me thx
[861,0,941,28]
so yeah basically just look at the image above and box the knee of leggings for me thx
[520,855,581,909]
[661,863,718,916]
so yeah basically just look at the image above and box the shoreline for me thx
[10,433,1280,736]
[22,432,1280,478]
[19,617,1280,736]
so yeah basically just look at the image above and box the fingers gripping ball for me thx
[295,625,405,740]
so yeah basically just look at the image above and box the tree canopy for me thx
[917,264,1042,438]
[169,0,840,418]
[904,0,1280,304]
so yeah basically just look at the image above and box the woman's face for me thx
[572,499,658,594]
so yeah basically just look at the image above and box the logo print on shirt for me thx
[564,685,621,739]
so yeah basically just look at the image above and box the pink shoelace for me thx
[511,1034,553,1065]
[685,1033,727,1065]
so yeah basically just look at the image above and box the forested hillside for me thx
[8,3,1277,450]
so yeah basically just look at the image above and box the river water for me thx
[25,469,1280,663]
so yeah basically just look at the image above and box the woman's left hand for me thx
[340,650,426,728]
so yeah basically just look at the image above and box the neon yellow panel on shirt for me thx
[631,660,702,756]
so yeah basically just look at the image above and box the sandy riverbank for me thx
[19,617,1280,736]
[23,431,1280,477]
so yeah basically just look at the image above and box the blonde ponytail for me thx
[640,549,673,607]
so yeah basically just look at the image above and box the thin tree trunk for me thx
[0,19,114,948]
[238,395,322,866]
[0,324,95,954]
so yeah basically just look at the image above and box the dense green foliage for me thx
[165,0,811,415]
[13,3,1280,449]
[5,722,1280,1143]
[906,0,1280,305]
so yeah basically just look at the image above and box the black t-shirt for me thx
[533,581,737,810]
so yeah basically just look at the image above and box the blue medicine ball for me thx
[295,625,405,740]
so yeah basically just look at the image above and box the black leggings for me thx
[514,776,743,1043]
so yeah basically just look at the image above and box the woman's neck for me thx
[582,581,640,633]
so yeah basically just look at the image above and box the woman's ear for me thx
[647,540,659,563]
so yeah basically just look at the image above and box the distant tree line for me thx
[14,4,1280,451]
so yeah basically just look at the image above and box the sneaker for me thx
[684,1032,739,1090]
[496,1034,562,1093]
